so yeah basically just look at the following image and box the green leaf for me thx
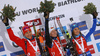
[84,2,97,14]
[38,0,55,13]
[0,4,17,22]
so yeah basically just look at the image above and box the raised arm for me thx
[2,17,24,47]
[85,12,98,39]
[7,27,24,47]
[44,12,52,48]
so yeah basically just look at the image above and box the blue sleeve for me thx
[85,18,97,40]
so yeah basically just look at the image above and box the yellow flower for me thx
[40,1,41,3]
[11,6,14,10]
[2,9,3,11]
[83,10,86,12]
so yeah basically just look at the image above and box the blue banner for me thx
[93,30,100,40]
[96,42,100,52]
[10,50,25,56]
[0,42,5,52]
[77,21,88,31]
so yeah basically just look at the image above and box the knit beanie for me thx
[22,26,31,35]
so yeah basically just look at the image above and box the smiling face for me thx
[73,27,80,36]
[24,31,32,39]
[50,29,57,37]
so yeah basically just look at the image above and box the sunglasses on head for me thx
[72,23,78,27]
[23,26,29,30]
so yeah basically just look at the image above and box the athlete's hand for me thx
[2,16,9,26]
[92,11,98,19]
[44,11,49,19]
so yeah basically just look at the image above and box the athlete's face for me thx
[50,29,57,37]
[73,27,80,36]
[24,31,32,39]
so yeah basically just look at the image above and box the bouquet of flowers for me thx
[0,4,17,22]
[38,0,55,13]
[84,3,97,14]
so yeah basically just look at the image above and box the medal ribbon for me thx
[74,37,85,53]
[27,38,38,54]
[53,40,63,56]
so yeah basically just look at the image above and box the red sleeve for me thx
[7,28,25,47]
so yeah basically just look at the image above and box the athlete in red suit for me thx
[70,12,98,56]
[44,12,65,56]
[2,17,41,56]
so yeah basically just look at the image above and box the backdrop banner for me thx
[0,0,100,56]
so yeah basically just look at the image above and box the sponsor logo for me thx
[58,0,84,7]
[57,26,67,47]
[94,33,100,37]
[88,45,95,54]
[24,18,42,27]
[15,0,84,16]
[96,42,100,52]
[57,26,67,37]
[10,50,25,56]
[0,42,5,52]
[49,14,65,21]
[77,21,88,31]
[93,30,100,40]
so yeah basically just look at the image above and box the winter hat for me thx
[22,26,31,35]
[70,23,79,32]
[49,27,55,33]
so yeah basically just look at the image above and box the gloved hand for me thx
[92,11,98,19]
[2,16,9,26]
[44,11,49,19]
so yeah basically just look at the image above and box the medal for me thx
[27,39,40,56]
[83,52,87,56]
[36,52,39,56]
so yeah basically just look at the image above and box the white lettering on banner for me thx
[26,22,33,26]
[26,20,40,26]
[34,20,39,26]
[24,18,42,27]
